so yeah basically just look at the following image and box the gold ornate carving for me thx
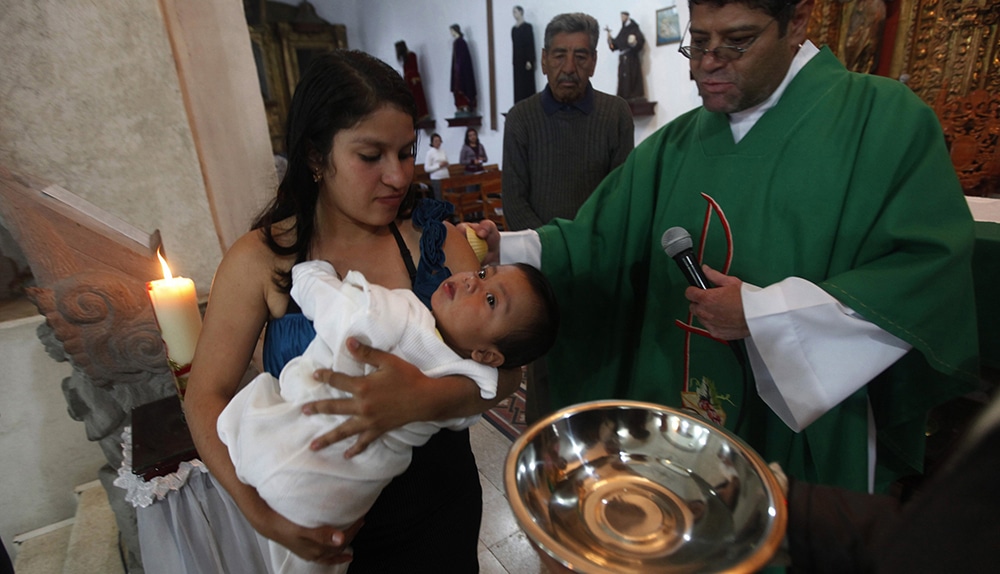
[840,0,888,74]
[810,0,1000,195]
[897,1,1000,106]
[250,24,290,155]
[248,2,349,155]
[934,89,1000,195]
[898,0,1000,195]
[807,0,846,58]
[278,22,349,97]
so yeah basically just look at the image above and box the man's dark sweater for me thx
[502,83,633,230]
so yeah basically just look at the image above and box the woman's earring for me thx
[312,171,323,183]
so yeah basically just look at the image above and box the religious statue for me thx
[450,24,477,115]
[843,0,887,74]
[395,40,430,121]
[511,5,536,103]
[606,11,646,101]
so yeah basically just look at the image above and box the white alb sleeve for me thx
[742,277,911,432]
[498,229,541,267]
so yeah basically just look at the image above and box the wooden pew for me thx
[479,175,506,230]
[440,170,502,222]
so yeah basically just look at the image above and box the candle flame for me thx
[157,248,174,280]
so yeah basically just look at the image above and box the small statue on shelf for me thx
[606,11,646,101]
[395,40,431,122]
[450,24,478,116]
[511,6,536,103]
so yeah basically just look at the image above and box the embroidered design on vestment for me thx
[675,193,736,424]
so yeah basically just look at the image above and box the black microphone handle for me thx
[673,249,746,367]
[673,249,713,290]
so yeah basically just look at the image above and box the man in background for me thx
[502,12,634,422]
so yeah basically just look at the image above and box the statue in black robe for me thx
[606,11,645,101]
[511,6,536,103]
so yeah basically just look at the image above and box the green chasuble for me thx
[537,47,979,492]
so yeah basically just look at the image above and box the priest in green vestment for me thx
[488,0,979,494]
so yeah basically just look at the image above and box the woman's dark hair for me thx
[495,263,560,369]
[251,49,418,291]
[463,128,479,148]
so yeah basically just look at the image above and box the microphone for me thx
[661,227,712,290]
[661,227,746,367]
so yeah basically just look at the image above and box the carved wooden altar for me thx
[0,165,178,573]
[808,0,1000,196]
[898,0,1000,196]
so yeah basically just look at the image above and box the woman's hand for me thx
[305,336,516,456]
[305,337,444,456]
[258,510,363,565]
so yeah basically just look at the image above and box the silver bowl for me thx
[504,400,786,573]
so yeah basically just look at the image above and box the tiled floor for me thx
[470,420,553,574]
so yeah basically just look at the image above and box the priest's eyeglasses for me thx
[678,19,776,62]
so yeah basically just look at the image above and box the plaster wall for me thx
[0,316,105,559]
[0,0,274,561]
[0,0,222,291]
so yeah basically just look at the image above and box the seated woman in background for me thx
[460,127,487,172]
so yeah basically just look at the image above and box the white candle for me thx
[147,250,202,398]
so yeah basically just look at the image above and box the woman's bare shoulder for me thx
[440,220,480,273]
[217,224,296,289]
[222,228,272,270]
[226,219,296,263]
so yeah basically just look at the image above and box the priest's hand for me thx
[685,265,749,340]
[459,220,501,266]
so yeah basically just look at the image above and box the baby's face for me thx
[431,265,537,363]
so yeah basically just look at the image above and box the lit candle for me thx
[147,250,202,399]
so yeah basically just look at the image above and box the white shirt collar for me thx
[729,40,819,143]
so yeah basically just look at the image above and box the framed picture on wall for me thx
[249,25,289,154]
[656,6,682,46]
[277,22,348,95]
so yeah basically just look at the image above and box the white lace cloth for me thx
[110,426,274,573]
[112,425,207,508]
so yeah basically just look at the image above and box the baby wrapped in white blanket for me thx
[218,260,497,573]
